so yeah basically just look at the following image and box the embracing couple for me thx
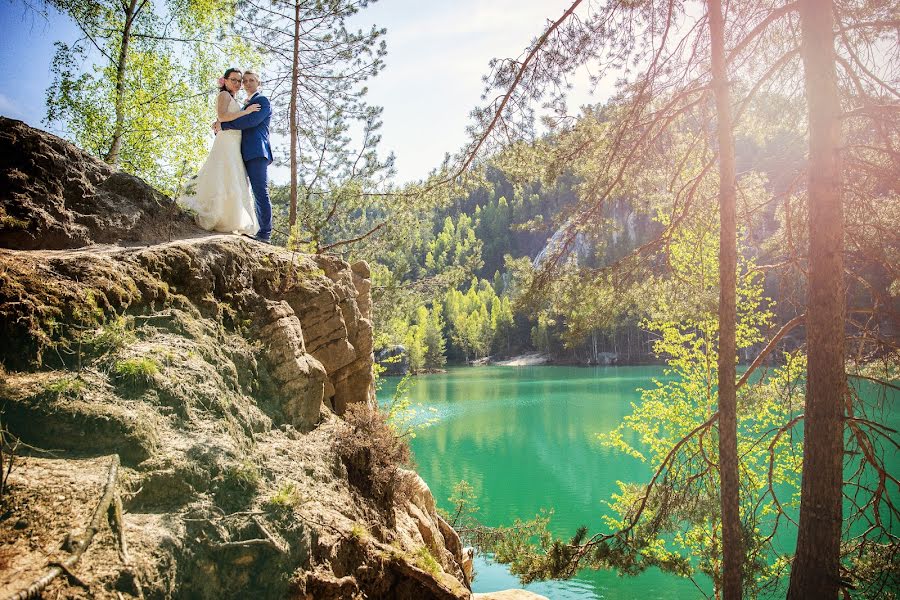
[178,68,273,244]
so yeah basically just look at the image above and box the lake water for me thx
[377,365,899,599]
[378,365,709,599]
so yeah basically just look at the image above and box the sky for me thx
[0,0,607,184]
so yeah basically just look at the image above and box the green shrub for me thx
[334,403,412,510]
[349,523,369,540]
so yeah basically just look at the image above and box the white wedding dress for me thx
[177,95,258,235]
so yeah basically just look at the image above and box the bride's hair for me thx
[220,68,242,93]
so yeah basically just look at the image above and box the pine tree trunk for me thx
[787,0,845,597]
[105,0,140,165]
[708,0,742,597]
[288,1,301,229]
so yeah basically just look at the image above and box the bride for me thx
[178,68,260,234]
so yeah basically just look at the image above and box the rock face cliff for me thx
[0,119,477,599]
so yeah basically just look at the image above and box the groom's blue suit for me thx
[221,92,273,242]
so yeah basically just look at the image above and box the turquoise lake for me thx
[377,365,899,599]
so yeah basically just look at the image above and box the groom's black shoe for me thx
[240,233,270,245]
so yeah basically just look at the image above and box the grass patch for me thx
[0,214,29,230]
[85,316,135,356]
[113,357,160,383]
[216,459,261,512]
[223,460,261,493]
[45,375,87,397]
[414,546,441,575]
[265,482,302,511]
[349,523,369,541]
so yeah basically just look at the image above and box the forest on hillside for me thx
[12,0,899,598]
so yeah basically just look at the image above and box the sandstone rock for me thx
[404,468,439,517]
[351,260,372,320]
[461,547,475,584]
[439,519,465,575]
[258,300,326,430]
[0,118,460,600]
[0,116,202,250]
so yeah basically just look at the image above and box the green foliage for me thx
[386,374,438,439]
[594,213,804,594]
[113,356,160,383]
[442,479,479,530]
[481,510,557,584]
[85,316,135,357]
[402,304,447,373]
[349,522,369,541]
[426,214,483,276]
[444,278,505,360]
[414,546,441,575]
[45,374,87,397]
[44,0,252,195]
[422,303,448,370]
[265,482,302,511]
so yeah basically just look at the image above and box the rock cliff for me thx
[0,118,503,599]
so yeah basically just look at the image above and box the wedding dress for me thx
[177,94,258,235]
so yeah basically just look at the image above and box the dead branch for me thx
[848,374,900,393]
[252,515,289,554]
[211,538,285,552]
[109,492,129,565]
[736,314,806,391]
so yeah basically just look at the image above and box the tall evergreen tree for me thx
[708,0,742,595]
[236,0,389,240]
[787,0,845,595]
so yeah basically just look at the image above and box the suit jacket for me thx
[221,93,273,164]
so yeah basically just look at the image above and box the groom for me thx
[216,70,273,243]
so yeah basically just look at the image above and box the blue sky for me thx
[0,0,606,184]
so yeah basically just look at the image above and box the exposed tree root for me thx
[4,454,121,600]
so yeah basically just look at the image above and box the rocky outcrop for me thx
[0,235,372,421]
[0,116,203,250]
[258,300,328,429]
[0,119,471,599]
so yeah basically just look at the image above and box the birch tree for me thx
[42,0,246,193]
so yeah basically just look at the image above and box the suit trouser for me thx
[245,157,272,240]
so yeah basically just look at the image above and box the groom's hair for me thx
[220,68,242,92]
[243,70,260,85]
